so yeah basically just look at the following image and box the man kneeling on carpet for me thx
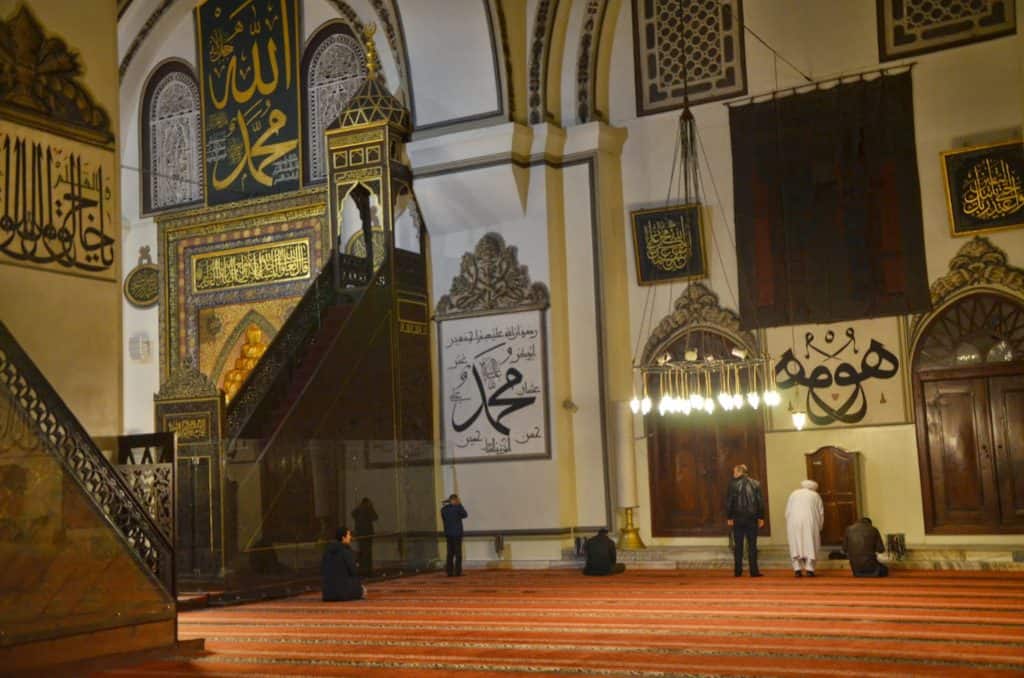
[844,517,888,578]
[321,527,367,601]
[583,528,626,576]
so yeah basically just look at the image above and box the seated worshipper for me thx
[321,527,367,601]
[583,528,626,576]
[786,479,824,577]
[843,517,888,578]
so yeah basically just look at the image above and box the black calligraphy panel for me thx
[195,0,302,206]
[942,141,1024,237]
[0,125,115,277]
[631,204,707,285]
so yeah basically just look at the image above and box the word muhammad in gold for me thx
[192,239,310,292]
[961,158,1024,221]
[0,128,115,276]
[196,0,302,206]
[644,217,692,272]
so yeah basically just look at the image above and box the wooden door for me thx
[990,374,1024,527]
[648,405,769,537]
[805,446,859,546]
[920,378,1000,530]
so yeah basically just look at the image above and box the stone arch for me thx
[909,237,1024,364]
[641,282,760,367]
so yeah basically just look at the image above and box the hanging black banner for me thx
[195,0,302,206]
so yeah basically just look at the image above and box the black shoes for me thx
[794,571,803,577]
[750,572,764,577]
[806,571,816,577]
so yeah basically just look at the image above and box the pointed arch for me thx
[140,59,202,215]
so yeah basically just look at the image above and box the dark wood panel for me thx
[921,378,998,528]
[806,446,859,546]
[648,405,768,537]
[990,374,1024,526]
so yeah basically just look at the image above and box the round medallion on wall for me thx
[124,246,160,308]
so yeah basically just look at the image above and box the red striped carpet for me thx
[99,569,1024,677]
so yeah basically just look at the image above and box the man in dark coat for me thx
[351,497,378,576]
[844,517,889,577]
[726,464,765,577]
[441,494,468,576]
[583,528,626,575]
[321,527,366,601]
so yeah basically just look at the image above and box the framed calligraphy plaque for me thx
[438,309,551,463]
[942,140,1024,237]
[195,0,302,206]
[630,203,707,285]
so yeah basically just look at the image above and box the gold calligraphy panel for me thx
[191,238,311,293]
[0,121,116,280]
[942,140,1024,237]
[631,203,707,285]
[195,0,302,206]
[165,414,210,442]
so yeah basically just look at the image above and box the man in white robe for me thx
[785,480,824,577]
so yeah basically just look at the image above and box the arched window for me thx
[141,61,202,214]
[302,22,366,184]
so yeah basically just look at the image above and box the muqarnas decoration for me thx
[631,203,707,285]
[942,140,1024,237]
[877,0,1016,62]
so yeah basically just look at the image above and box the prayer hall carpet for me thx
[98,569,1024,677]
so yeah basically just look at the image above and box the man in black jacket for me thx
[441,494,468,576]
[726,464,765,577]
[844,517,888,577]
[321,527,366,601]
[583,528,626,575]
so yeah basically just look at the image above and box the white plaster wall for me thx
[398,0,502,128]
[613,0,1024,546]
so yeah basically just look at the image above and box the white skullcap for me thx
[800,480,818,491]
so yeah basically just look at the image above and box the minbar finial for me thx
[362,22,379,80]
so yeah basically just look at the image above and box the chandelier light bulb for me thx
[630,396,641,414]
[681,400,692,415]
[689,393,703,409]
[764,389,780,407]
[717,392,732,410]
[641,396,652,415]
[704,399,715,414]
[658,397,669,416]
[792,410,807,430]
[732,393,744,409]
[747,391,760,409]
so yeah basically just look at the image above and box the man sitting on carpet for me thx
[583,528,626,576]
[844,517,888,577]
[321,527,367,601]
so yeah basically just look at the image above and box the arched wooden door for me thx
[646,329,770,537]
[913,292,1024,534]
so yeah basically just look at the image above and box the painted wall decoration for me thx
[0,122,116,280]
[942,140,1024,237]
[631,203,707,285]
[194,0,302,206]
[765,317,909,430]
[439,309,549,462]
[877,0,1016,62]
[631,0,746,117]
[436,233,551,463]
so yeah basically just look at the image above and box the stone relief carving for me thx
[908,236,1024,346]
[0,5,114,146]
[642,282,758,366]
[307,31,366,184]
[148,69,202,210]
[436,233,550,317]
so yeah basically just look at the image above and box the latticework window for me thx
[304,28,366,184]
[914,293,1024,371]
[142,64,202,213]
